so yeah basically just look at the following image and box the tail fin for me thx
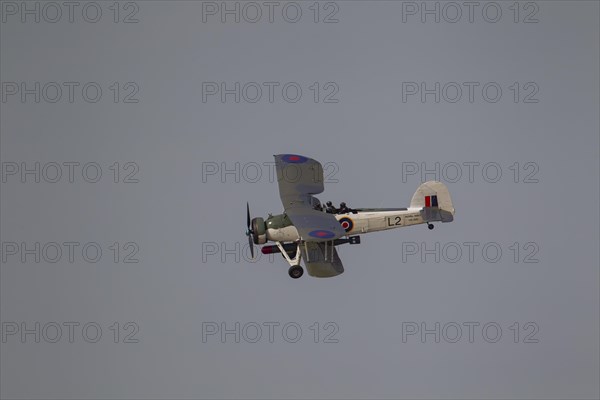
[410,181,455,223]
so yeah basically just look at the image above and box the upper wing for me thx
[274,154,345,242]
[300,241,344,277]
[274,154,325,205]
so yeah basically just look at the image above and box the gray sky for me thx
[1,1,599,399]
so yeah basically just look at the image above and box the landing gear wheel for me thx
[428,223,434,230]
[288,265,304,279]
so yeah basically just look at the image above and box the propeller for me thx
[245,202,255,258]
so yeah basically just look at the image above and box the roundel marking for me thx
[281,154,308,164]
[339,217,354,232]
[308,229,336,239]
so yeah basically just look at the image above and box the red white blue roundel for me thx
[339,217,354,232]
[281,154,308,164]
[308,229,336,239]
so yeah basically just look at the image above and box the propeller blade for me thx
[248,234,254,258]
[246,202,251,231]
[246,202,254,258]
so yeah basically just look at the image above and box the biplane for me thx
[246,154,455,279]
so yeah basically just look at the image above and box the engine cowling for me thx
[251,217,267,244]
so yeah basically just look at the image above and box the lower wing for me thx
[300,241,344,277]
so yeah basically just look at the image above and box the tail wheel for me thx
[428,223,434,230]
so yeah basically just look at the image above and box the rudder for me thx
[410,181,455,223]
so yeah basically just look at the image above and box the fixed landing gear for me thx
[428,223,434,230]
[276,241,304,279]
[288,265,304,279]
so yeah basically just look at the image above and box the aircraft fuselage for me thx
[265,208,426,243]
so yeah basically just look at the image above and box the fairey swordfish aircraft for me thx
[245,154,455,279]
